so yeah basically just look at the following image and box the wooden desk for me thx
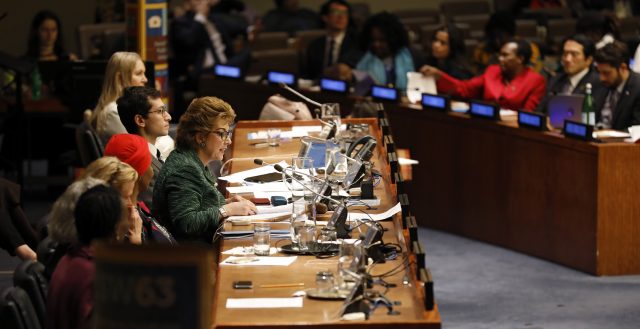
[385,106,640,276]
[213,119,441,328]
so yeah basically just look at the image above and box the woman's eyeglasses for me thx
[211,129,232,141]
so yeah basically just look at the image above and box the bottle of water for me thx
[582,83,594,125]
[31,66,42,100]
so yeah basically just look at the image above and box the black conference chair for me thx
[13,261,48,327]
[75,119,104,167]
[0,286,42,329]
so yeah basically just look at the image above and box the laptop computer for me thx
[547,94,585,129]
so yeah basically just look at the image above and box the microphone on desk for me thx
[279,82,323,110]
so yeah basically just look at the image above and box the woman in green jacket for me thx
[153,97,256,243]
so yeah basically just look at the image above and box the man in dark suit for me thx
[593,41,640,131]
[117,86,171,210]
[303,0,360,80]
[537,34,604,113]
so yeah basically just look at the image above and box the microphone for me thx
[273,164,340,205]
[254,158,269,166]
[279,82,322,109]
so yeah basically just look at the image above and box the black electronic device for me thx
[518,110,548,131]
[393,172,404,194]
[214,64,243,79]
[371,85,398,102]
[267,70,297,87]
[412,241,425,277]
[346,135,376,162]
[469,100,500,121]
[421,93,449,111]
[318,120,337,140]
[244,172,286,184]
[419,268,435,311]
[563,120,594,141]
[388,151,398,176]
[384,135,395,153]
[233,280,253,289]
[320,77,349,94]
[407,216,418,244]
[326,204,349,239]
[399,194,410,228]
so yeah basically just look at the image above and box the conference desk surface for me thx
[385,105,640,276]
[212,119,440,328]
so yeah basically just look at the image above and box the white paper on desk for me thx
[226,211,291,222]
[218,161,288,183]
[222,246,279,256]
[500,109,518,117]
[220,256,297,266]
[226,182,290,194]
[348,202,401,222]
[280,130,309,138]
[253,191,294,199]
[292,125,323,133]
[594,129,632,139]
[407,72,437,104]
[256,204,293,214]
[398,157,419,165]
[226,297,303,309]
[628,125,640,142]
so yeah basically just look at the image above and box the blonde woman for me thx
[90,51,148,145]
[46,157,143,275]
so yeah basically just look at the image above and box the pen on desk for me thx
[259,283,305,288]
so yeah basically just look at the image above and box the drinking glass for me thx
[321,103,341,130]
[253,222,271,256]
[337,242,357,289]
[267,128,281,146]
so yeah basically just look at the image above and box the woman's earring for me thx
[200,142,206,148]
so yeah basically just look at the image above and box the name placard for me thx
[469,101,500,120]
[421,93,449,111]
[371,85,398,102]
[320,77,348,93]
[267,70,296,86]
[214,64,242,79]
[518,110,547,131]
[563,120,594,141]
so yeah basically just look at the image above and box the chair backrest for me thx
[13,261,48,327]
[251,31,290,51]
[0,286,42,329]
[75,116,104,167]
[248,49,299,76]
[441,1,490,18]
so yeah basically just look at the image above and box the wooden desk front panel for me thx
[212,119,440,328]
[386,106,640,275]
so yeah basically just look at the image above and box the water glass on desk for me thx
[321,103,341,131]
[253,222,271,256]
[267,128,281,146]
[337,242,357,289]
[298,225,316,251]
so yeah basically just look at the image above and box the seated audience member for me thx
[421,39,546,111]
[153,97,256,244]
[472,11,542,73]
[90,51,148,146]
[262,0,320,35]
[104,134,176,245]
[331,12,423,90]
[593,41,640,130]
[117,86,171,208]
[24,10,77,61]
[537,34,604,113]
[576,11,620,49]
[303,0,360,80]
[424,25,473,80]
[171,0,251,80]
[0,178,39,261]
[47,157,142,276]
[46,185,123,329]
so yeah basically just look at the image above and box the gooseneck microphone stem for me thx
[273,164,342,206]
[279,82,323,108]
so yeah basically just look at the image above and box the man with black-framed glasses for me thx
[117,86,173,209]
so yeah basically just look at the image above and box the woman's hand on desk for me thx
[419,65,442,79]
[226,195,247,203]
[223,199,257,216]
